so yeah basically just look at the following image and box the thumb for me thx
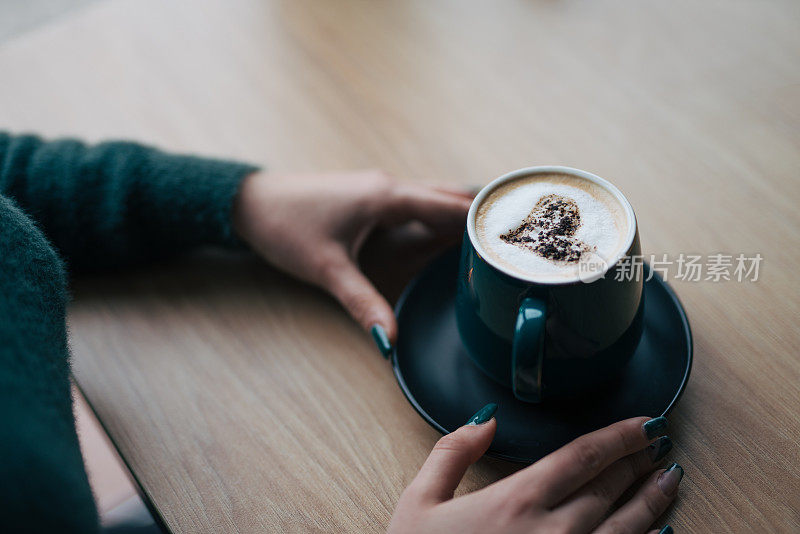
[318,250,398,344]
[407,403,498,503]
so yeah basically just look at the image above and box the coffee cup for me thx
[455,166,644,402]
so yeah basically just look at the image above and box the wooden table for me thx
[2,0,799,531]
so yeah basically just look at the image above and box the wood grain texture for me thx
[1,0,799,531]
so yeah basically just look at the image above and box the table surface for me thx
[2,0,799,532]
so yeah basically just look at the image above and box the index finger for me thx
[432,185,479,200]
[379,184,472,234]
[503,416,667,507]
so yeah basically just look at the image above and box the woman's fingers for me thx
[593,464,683,534]
[379,184,472,235]
[431,185,479,200]
[503,416,668,507]
[317,249,398,344]
[552,436,673,530]
[404,404,498,504]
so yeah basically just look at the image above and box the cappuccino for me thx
[475,173,630,281]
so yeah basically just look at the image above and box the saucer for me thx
[392,248,692,463]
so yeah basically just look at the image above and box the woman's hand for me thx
[232,170,472,350]
[389,408,681,534]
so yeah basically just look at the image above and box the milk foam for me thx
[477,181,623,280]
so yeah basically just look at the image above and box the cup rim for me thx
[467,166,637,285]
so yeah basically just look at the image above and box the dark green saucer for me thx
[392,248,692,463]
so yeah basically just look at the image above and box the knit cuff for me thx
[140,150,259,248]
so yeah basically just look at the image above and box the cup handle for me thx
[512,297,547,402]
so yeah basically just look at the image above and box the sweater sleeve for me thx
[0,194,99,533]
[0,132,259,272]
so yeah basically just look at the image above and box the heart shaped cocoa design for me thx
[500,194,594,262]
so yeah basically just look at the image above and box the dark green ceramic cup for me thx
[456,166,644,403]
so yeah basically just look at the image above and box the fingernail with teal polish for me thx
[370,324,392,359]
[658,525,674,534]
[658,462,684,495]
[648,436,673,463]
[466,403,498,425]
[643,416,668,439]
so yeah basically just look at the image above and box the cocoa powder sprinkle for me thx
[500,194,594,263]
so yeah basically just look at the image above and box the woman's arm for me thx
[0,132,472,345]
[0,132,258,272]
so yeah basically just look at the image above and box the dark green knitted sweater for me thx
[0,132,257,533]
